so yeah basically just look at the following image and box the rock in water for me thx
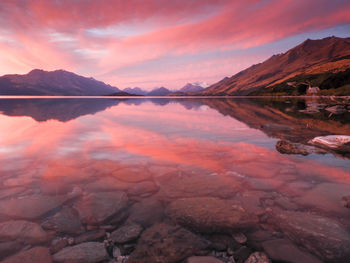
[1,247,52,263]
[268,210,350,261]
[244,252,270,263]
[53,242,108,263]
[0,220,47,244]
[110,223,143,243]
[275,140,310,155]
[74,191,128,225]
[309,135,350,153]
[166,197,259,233]
[262,239,322,263]
[41,207,84,235]
[128,223,210,263]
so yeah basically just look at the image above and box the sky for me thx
[0,0,350,91]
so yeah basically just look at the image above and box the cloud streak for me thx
[0,0,349,89]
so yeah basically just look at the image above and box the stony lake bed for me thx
[0,97,349,263]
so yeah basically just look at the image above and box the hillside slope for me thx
[200,36,350,95]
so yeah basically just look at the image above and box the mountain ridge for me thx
[199,36,350,96]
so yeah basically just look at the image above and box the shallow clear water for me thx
[0,97,349,262]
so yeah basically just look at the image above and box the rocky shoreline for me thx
[0,164,349,263]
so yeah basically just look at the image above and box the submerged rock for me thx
[275,140,310,155]
[166,197,259,233]
[128,223,210,263]
[0,242,23,261]
[262,239,322,263]
[53,242,108,263]
[74,229,106,244]
[110,223,143,244]
[74,191,128,225]
[268,210,350,262]
[41,207,84,235]
[0,193,78,220]
[1,247,52,263]
[0,220,47,245]
[309,135,350,153]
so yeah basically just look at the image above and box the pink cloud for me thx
[0,0,349,88]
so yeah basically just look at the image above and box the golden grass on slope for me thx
[268,59,350,87]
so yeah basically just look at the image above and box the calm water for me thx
[0,97,349,262]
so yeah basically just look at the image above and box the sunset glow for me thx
[1,0,350,90]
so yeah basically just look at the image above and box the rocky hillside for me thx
[0,69,121,96]
[200,36,350,95]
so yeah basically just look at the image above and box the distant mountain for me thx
[0,69,121,96]
[180,82,208,93]
[123,87,147,96]
[147,87,171,96]
[200,36,350,95]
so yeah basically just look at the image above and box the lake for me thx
[0,97,349,263]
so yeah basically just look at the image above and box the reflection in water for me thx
[0,97,349,262]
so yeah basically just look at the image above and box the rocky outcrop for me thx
[127,223,210,263]
[53,242,108,263]
[166,197,259,233]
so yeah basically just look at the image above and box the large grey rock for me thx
[0,220,47,244]
[262,239,322,263]
[53,242,108,263]
[166,197,259,233]
[110,223,143,243]
[42,207,84,235]
[309,135,350,153]
[1,247,52,263]
[128,223,210,263]
[269,210,350,262]
[74,191,128,225]
[0,193,78,220]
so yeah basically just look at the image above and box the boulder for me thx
[262,239,322,263]
[74,191,128,225]
[41,207,84,235]
[269,210,350,262]
[0,220,47,244]
[53,242,108,263]
[244,252,270,263]
[1,247,52,263]
[166,197,259,233]
[110,223,143,244]
[309,135,350,153]
[275,140,310,155]
[127,223,210,263]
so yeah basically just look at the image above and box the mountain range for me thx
[199,36,350,96]
[0,37,348,96]
[0,69,122,96]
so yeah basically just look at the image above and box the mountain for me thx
[123,87,147,96]
[200,36,350,95]
[147,87,171,96]
[0,69,121,96]
[180,82,208,93]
